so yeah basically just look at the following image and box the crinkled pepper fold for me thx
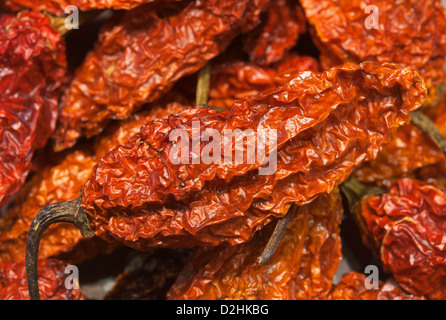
[80,61,426,250]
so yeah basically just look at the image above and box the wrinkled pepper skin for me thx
[242,0,307,66]
[208,54,320,109]
[0,259,85,300]
[80,61,426,250]
[53,0,270,150]
[327,272,424,300]
[353,178,446,299]
[353,124,445,188]
[104,248,194,300]
[167,190,343,300]
[0,11,66,208]
[0,103,187,264]
[2,0,180,16]
[300,0,446,104]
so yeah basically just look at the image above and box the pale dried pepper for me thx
[26,61,426,299]
[53,0,270,150]
[0,11,66,208]
[167,189,343,300]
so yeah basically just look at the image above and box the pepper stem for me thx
[410,110,446,156]
[257,204,296,265]
[340,176,386,212]
[196,63,211,106]
[25,197,94,300]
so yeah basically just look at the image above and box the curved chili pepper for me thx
[300,0,446,104]
[0,102,188,264]
[327,272,424,300]
[26,61,426,300]
[0,259,85,300]
[53,0,270,151]
[167,189,343,300]
[208,54,319,109]
[241,0,307,66]
[0,11,66,208]
[341,177,446,300]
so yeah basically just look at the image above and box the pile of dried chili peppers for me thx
[0,0,445,301]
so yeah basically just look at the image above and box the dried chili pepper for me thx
[0,102,188,264]
[341,177,446,300]
[0,11,66,208]
[300,0,446,104]
[27,61,426,300]
[53,0,270,151]
[241,0,307,66]
[104,248,194,300]
[208,54,319,109]
[327,272,424,300]
[0,259,85,300]
[167,189,343,300]
[353,124,445,188]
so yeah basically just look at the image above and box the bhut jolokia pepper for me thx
[53,0,270,151]
[0,102,188,264]
[27,61,426,299]
[341,177,446,300]
[300,0,446,105]
[167,189,343,300]
[0,259,85,300]
[241,0,307,66]
[327,272,424,300]
[208,53,320,109]
[0,11,66,208]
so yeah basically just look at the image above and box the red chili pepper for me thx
[26,61,426,300]
[0,11,66,208]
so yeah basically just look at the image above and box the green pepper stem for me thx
[25,197,94,300]
[340,176,386,212]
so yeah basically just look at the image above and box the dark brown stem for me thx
[411,110,446,156]
[257,204,296,265]
[340,176,386,212]
[25,197,94,300]
[196,63,211,106]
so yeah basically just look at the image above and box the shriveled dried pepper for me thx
[353,124,445,188]
[167,189,343,300]
[0,11,66,208]
[342,177,446,300]
[27,61,426,300]
[327,272,424,300]
[208,54,319,109]
[241,0,307,66]
[0,259,85,300]
[53,0,270,150]
[0,102,187,264]
[300,0,446,104]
